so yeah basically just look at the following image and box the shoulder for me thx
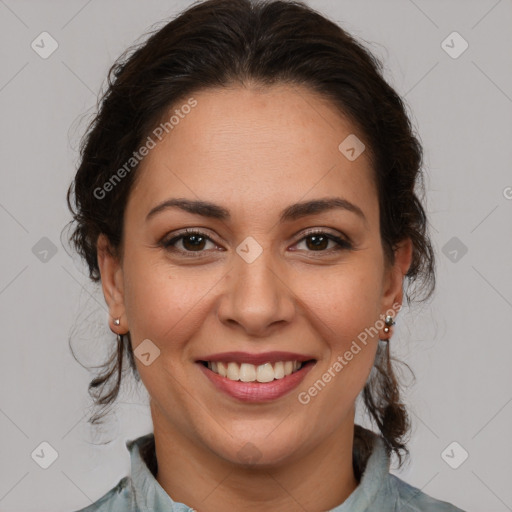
[387,473,466,512]
[70,476,135,512]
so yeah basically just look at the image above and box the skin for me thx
[97,83,412,512]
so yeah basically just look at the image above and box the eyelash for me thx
[161,228,353,258]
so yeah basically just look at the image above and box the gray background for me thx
[1,0,511,511]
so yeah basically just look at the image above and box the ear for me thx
[97,233,127,334]
[381,237,413,314]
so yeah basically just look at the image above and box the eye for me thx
[293,229,352,253]
[161,229,219,256]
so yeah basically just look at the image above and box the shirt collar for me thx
[330,434,391,510]
[126,434,190,512]
[126,429,391,511]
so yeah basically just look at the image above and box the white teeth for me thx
[206,360,305,382]
[256,363,274,383]
[227,362,240,380]
[217,361,227,377]
[273,361,285,379]
[239,363,256,382]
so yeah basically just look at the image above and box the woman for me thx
[67,0,465,510]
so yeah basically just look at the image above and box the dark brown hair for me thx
[65,0,435,471]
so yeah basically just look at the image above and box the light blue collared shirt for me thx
[72,432,465,511]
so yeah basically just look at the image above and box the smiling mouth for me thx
[199,360,316,383]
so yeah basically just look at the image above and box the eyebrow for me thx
[146,197,367,225]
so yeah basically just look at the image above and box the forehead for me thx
[128,84,377,224]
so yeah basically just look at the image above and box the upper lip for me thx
[196,351,316,366]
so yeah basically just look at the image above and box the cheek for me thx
[122,254,219,344]
[294,264,382,392]
[297,275,380,418]
[300,264,383,335]
[124,252,196,343]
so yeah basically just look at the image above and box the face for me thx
[98,84,411,468]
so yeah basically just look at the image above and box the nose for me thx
[216,247,296,337]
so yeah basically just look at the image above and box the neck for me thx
[152,404,359,512]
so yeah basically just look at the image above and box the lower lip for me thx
[197,361,316,402]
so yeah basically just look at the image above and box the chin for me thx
[212,432,308,469]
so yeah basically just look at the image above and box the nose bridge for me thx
[217,242,295,335]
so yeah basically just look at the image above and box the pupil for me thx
[307,235,327,250]
[184,235,205,251]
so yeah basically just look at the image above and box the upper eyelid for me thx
[164,227,347,240]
